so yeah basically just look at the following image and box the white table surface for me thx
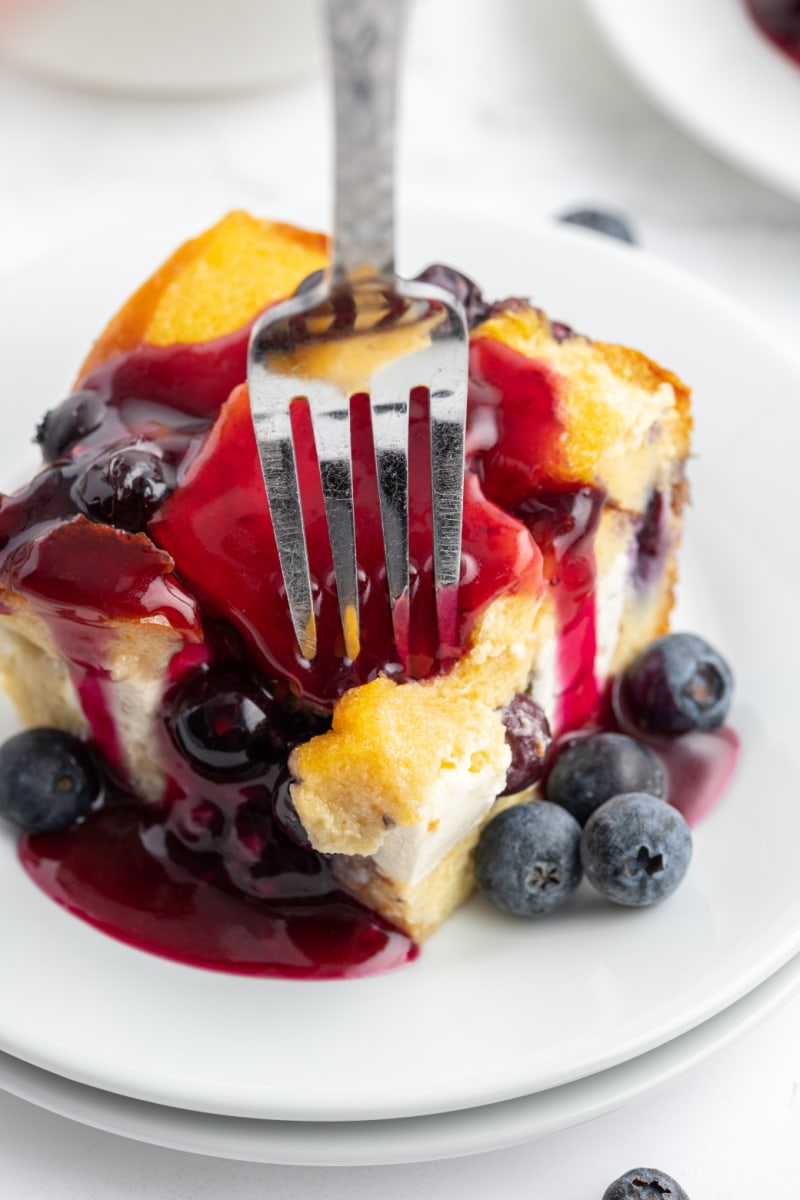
[1,0,799,1195]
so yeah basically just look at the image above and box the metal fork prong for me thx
[369,366,410,667]
[308,384,361,662]
[250,382,317,662]
[429,377,467,657]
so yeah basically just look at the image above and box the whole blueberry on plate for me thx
[603,1167,690,1199]
[545,732,664,825]
[272,766,312,850]
[499,693,552,795]
[0,728,102,834]
[581,792,692,907]
[475,801,582,917]
[622,633,733,734]
[558,207,636,244]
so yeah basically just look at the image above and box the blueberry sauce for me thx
[746,0,800,66]
[20,801,414,979]
[0,282,738,978]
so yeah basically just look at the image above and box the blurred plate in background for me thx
[1,0,323,95]
[585,0,800,204]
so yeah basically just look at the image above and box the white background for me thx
[0,0,799,1194]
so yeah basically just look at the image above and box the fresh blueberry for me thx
[603,1167,690,1200]
[500,694,553,795]
[35,390,106,463]
[414,263,489,328]
[558,207,636,245]
[621,633,734,734]
[581,792,692,907]
[72,446,173,532]
[0,728,102,834]
[475,801,582,917]
[168,668,287,780]
[545,732,665,826]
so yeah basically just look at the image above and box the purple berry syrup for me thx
[1,301,739,979]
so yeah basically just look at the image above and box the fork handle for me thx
[327,0,406,285]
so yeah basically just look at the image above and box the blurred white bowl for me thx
[2,0,324,95]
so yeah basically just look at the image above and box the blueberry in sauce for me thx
[233,787,326,891]
[281,702,333,751]
[72,446,173,533]
[475,801,583,917]
[621,633,734,735]
[499,693,552,795]
[271,766,312,849]
[558,207,637,245]
[0,728,102,834]
[580,792,692,907]
[171,798,226,851]
[545,732,665,826]
[634,490,664,589]
[603,1167,690,1199]
[167,667,288,780]
[414,263,490,328]
[35,390,107,463]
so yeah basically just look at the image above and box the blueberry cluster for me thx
[32,388,186,535]
[477,634,732,918]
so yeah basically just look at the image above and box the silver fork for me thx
[247,0,468,668]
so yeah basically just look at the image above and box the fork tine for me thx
[369,360,410,667]
[308,382,361,662]
[249,376,318,662]
[429,354,468,658]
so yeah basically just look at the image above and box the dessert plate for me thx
[1,948,798,1166]
[1,205,800,1122]
[584,0,800,204]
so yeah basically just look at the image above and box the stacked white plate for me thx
[2,205,800,1164]
[584,0,800,204]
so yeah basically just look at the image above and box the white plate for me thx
[1,948,798,1167]
[584,0,800,204]
[1,206,799,1122]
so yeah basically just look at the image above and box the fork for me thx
[247,0,468,668]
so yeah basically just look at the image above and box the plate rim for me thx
[1,207,800,1122]
[1,949,799,1167]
